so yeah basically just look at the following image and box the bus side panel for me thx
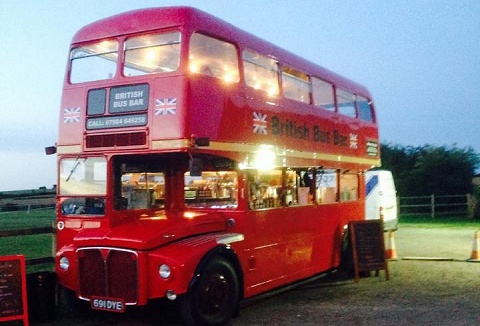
[239,209,288,297]
[58,87,88,149]
[150,76,187,141]
[282,203,363,281]
[188,76,247,143]
[240,202,363,298]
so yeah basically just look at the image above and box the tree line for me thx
[379,143,480,197]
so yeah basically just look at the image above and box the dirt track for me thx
[34,226,480,325]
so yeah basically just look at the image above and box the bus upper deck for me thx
[59,6,379,171]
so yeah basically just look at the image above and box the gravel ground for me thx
[32,225,480,325]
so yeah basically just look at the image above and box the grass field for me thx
[0,209,55,272]
[0,208,55,229]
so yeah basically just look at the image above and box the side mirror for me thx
[45,146,57,155]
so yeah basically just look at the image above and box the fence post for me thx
[430,194,435,219]
[467,193,475,219]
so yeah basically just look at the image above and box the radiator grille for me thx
[86,132,146,148]
[78,248,138,304]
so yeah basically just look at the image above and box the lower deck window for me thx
[184,171,238,209]
[248,168,359,210]
[118,172,165,210]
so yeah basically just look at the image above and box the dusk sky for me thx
[1,1,479,191]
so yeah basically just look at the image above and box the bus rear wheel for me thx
[179,257,239,326]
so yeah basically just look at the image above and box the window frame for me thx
[123,31,182,77]
[188,32,240,83]
[242,48,280,96]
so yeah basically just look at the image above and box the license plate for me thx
[91,296,126,313]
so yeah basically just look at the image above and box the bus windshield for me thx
[59,157,107,195]
[59,157,107,216]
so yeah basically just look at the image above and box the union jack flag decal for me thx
[253,111,267,134]
[155,98,177,115]
[63,107,80,123]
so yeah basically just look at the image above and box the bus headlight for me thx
[59,256,70,271]
[159,264,171,279]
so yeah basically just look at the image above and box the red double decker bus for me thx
[54,6,380,325]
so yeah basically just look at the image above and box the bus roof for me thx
[71,6,372,97]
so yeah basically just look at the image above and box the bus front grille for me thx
[77,248,138,304]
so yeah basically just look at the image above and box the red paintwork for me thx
[55,6,379,307]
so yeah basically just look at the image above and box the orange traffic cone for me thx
[385,230,398,260]
[468,231,480,262]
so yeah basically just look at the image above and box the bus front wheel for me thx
[179,257,239,326]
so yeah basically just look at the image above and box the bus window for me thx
[339,170,358,201]
[316,169,338,204]
[281,66,310,103]
[87,89,106,115]
[297,169,314,205]
[184,171,238,209]
[59,157,107,196]
[118,172,165,210]
[337,89,357,118]
[243,49,279,96]
[59,157,107,215]
[357,95,375,122]
[312,77,335,111]
[124,32,181,76]
[189,33,240,83]
[70,40,118,84]
[247,169,282,209]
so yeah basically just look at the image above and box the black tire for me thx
[179,257,239,326]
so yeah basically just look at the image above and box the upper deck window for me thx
[243,49,279,96]
[124,32,181,76]
[356,95,375,123]
[189,33,240,83]
[336,88,357,118]
[70,40,118,84]
[312,77,335,112]
[281,66,310,103]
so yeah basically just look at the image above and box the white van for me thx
[365,170,398,231]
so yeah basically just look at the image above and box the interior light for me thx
[268,86,278,96]
[146,49,156,62]
[224,73,233,82]
[189,62,199,73]
[254,145,277,170]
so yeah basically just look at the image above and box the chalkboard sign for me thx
[0,255,29,325]
[349,220,389,282]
